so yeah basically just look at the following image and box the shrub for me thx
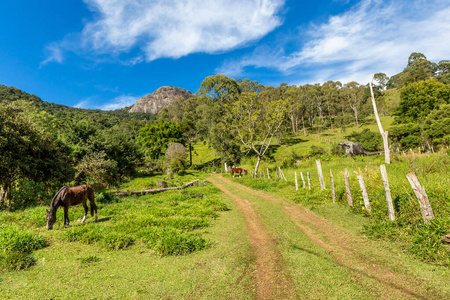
[346,129,382,152]
[10,179,49,210]
[75,151,118,190]
[96,192,119,204]
[309,145,326,157]
[165,143,188,173]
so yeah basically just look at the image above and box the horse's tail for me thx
[87,186,96,216]
[50,186,67,209]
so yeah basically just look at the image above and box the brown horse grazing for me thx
[46,185,98,230]
[230,168,248,177]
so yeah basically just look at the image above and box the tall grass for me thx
[0,224,47,270]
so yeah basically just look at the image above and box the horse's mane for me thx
[50,186,68,210]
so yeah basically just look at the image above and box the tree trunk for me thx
[254,156,262,177]
[1,183,10,211]
[302,115,306,135]
[189,142,193,166]
[290,114,296,135]
[353,107,359,128]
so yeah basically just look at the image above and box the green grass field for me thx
[0,174,255,299]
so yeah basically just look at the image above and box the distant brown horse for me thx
[46,185,98,230]
[230,168,248,177]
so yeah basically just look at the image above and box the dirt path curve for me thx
[211,176,441,300]
[207,176,297,300]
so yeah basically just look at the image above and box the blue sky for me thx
[1,0,449,110]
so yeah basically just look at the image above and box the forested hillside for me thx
[1,52,449,212]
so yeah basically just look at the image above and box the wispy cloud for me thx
[99,95,138,110]
[74,95,139,110]
[218,0,450,84]
[42,0,284,65]
[40,44,65,67]
[74,97,95,109]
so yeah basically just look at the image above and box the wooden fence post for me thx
[357,175,371,213]
[300,172,306,188]
[307,172,311,190]
[406,173,435,224]
[344,168,353,207]
[316,160,325,190]
[267,168,270,180]
[224,163,228,173]
[295,172,298,191]
[330,169,335,203]
[380,164,395,221]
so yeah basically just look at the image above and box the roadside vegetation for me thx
[237,146,450,265]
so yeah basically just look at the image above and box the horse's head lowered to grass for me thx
[46,209,57,230]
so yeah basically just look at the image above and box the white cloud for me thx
[40,44,64,67]
[99,95,138,110]
[74,95,138,110]
[43,0,284,64]
[219,0,450,84]
[74,98,94,109]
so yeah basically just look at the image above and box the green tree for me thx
[228,90,288,176]
[395,79,450,123]
[343,82,367,128]
[388,123,421,149]
[422,104,450,148]
[196,74,242,164]
[137,121,184,160]
[373,73,389,90]
[437,60,450,84]
[0,105,73,209]
[88,125,143,178]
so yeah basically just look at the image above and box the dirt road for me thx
[208,175,444,299]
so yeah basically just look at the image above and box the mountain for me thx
[0,85,42,103]
[129,86,194,114]
[0,84,155,123]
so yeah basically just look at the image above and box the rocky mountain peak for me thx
[129,86,193,114]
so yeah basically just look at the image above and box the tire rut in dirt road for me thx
[216,176,442,300]
[207,176,297,300]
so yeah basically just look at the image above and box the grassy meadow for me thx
[0,172,255,299]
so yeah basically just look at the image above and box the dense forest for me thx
[1,52,449,210]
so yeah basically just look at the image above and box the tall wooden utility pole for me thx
[369,76,390,164]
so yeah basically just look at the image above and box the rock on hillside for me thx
[129,86,193,114]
